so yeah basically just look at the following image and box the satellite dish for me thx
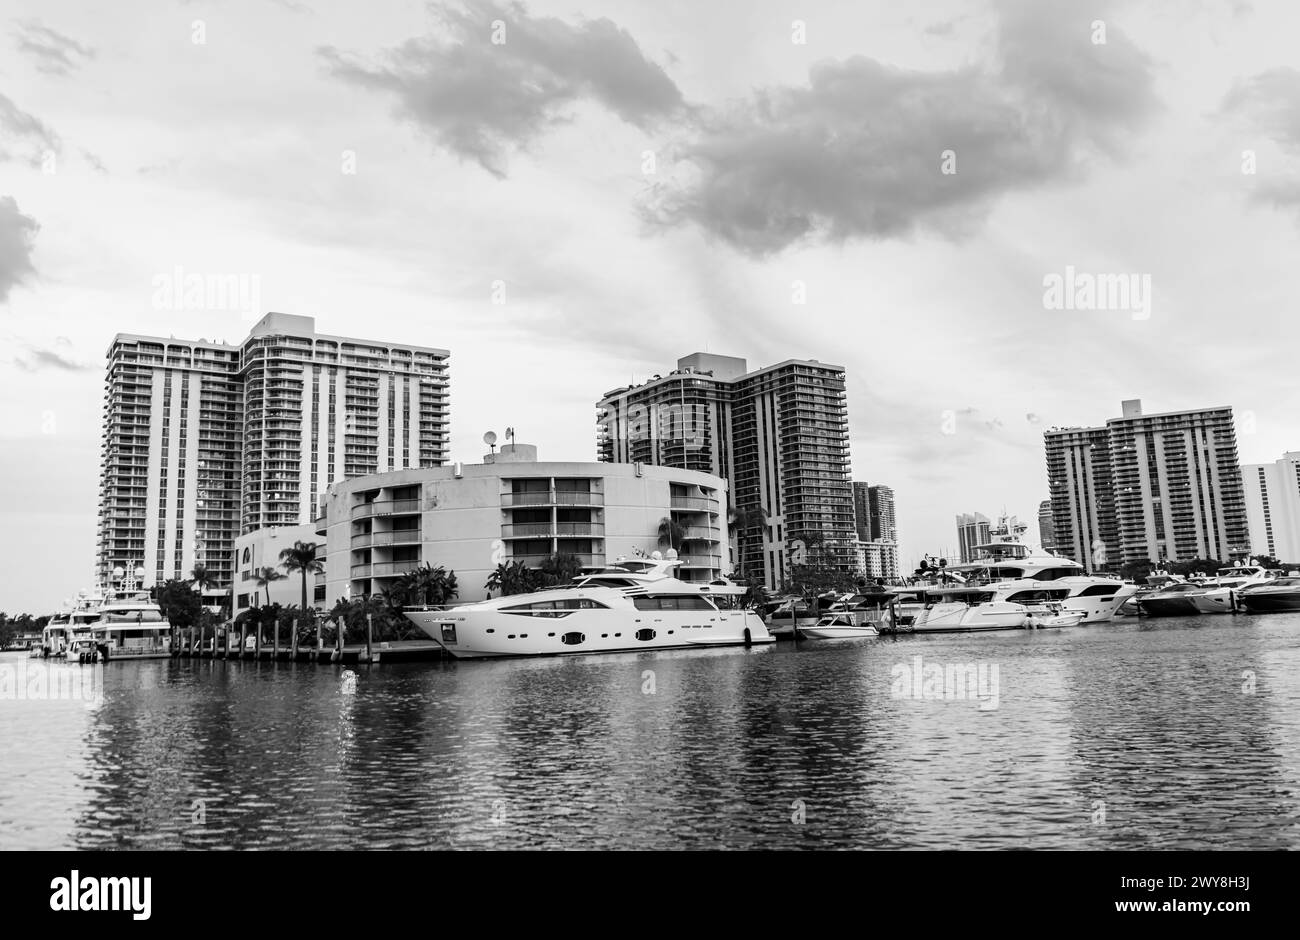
[483,431,498,446]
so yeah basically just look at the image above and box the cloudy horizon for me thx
[3,0,1300,611]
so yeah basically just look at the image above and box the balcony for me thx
[351,560,423,578]
[351,530,422,548]
[502,491,604,507]
[501,522,606,538]
[670,496,716,511]
[353,499,422,518]
[678,526,718,540]
[510,553,605,568]
[678,554,723,568]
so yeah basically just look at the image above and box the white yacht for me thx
[40,590,104,658]
[403,553,774,659]
[40,614,70,658]
[906,587,1037,632]
[944,517,1138,623]
[91,591,173,660]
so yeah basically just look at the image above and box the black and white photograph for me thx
[0,0,1290,919]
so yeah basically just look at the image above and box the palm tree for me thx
[190,564,217,595]
[253,566,285,608]
[484,560,535,596]
[657,516,686,553]
[538,552,582,586]
[396,563,459,606]
[279,540,324,613]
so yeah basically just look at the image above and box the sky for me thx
[2,0,1300,612]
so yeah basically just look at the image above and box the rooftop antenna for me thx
[482,430,498,454]
[505,427,515,446]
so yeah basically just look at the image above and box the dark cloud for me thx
[1223,67,1300,210]
[80,148,107,174]
[15,346,89,372]
[0,196,40,302]
[0,93,61,166]
[641,0,1158,256]
[319,0,685,178]
[12,21,95,76]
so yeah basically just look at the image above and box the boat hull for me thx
[911,601,1029,633]
[1135,596,1202,617]
[1238,592,1300,613]
[404,608,774,659]
[1062,584,1142,623]
[1190,589,1241,614]
[800,625,879,639]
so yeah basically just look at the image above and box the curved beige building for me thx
[318,446,729,605]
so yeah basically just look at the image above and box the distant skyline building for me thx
[597,352,854,589]
[1037,498,1056,553]
[1045,399,1250,571]
[852,481,897,543]
[1242,452,1300,562]
[955,512,991,563]
[852,482,872,541]
[869,484,896,542]
[96,313,450,597]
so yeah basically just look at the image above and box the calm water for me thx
[3,613,1300,850]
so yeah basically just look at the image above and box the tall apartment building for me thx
[868,484,896,542]
[1037,499,1056,553]
[597,353,854,589]
[852,482,872,541]
[955,512,991,563]
[1043,424,1117,570]
[1044,400,1249,571]
[1242,452,1300,562]
[852,482,899,582]
[97,313,450,597]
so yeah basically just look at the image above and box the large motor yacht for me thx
[41,590,105,658]
[943,517,1138,623]
[403,552,774,659]
[91,591,173,660]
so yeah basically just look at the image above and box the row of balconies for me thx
[502,491,604,507]
[501,522,607,539]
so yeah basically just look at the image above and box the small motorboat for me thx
[800,613,880,639]
[1026,608,1085,628]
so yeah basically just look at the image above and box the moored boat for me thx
[942,520,1139,623]
[1189,566,1285,614]
[91,593,173,660]
[403,552,774,659]
[909,587,1034,633]
[1237,577,1300,613]
[1135,582,1207,617]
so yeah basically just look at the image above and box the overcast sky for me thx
[3,0,1300,611]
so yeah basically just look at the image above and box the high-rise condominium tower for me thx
[1044,400,1249,571]
[96,313,449,597]
[596,353,853,589]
